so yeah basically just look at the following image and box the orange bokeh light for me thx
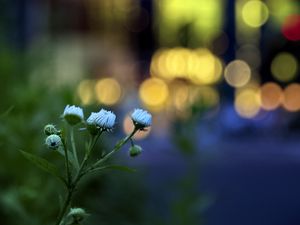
[282,83,300,112]
[260,82,282,110]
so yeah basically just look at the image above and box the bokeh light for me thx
[224,60,251,88]
[189,86,220,109]
[260,82,282,111]
[139,77,169,111]
[282,83,300,112]
[235,88,261,118]
[190,49,223,85]
[271,52,298,82]
[123,114,151,140]
[95,78,122,105]
[169,81,190,111]
[156,0,223,45]
[150,48,222,85]
[77,80,95,105]
[282,14,300,41]
[242,0,269,28]
[266,0,300,26]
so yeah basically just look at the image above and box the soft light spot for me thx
[189,86,220,108]
[282,14,300,41]
[242,0,269,27]
[95,78,122,105]
[235,88,261,118]
[224,60,251,88]
[171,82,190,111]
[77,80,95,105]
[282,83,300,112]
[139,78,169,111]
[260,82,282,110]
[150,48,222,85]
[271,52,298,82]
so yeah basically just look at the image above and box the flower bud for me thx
[44,124,59,136]
[45,134,61,150]
[86,109,116,133]
[63,105,84,125]
[66,208,89,224]
[131,109,152,130]
[86,112,100,135]
[129,145,142,157]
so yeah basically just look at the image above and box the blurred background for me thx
[0,0,300,224]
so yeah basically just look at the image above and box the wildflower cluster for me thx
[21,105,152,225]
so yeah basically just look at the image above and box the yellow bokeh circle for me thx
[235,88,261,118]
[139,78,169,111]
[242,0,269,27]
[77,80,95,105]
[95,78,122,105]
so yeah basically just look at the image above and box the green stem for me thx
[55,187,74,225]
[55,132,102,225]
[73,132,103,187]
[70,127,80,170]
[62,139,71,186]
[85,128,138,175]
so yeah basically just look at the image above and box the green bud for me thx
[44,124,59,136]
[129,145,142,157]
[66,208,89,224]
[45,134,61,150]
[63,105,84,126]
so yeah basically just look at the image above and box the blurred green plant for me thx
[167,94,216,225]
[19,106,151,225]
[0,45,151,224]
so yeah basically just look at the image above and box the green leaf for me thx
[90,165,136,174]
[19,150,66,185]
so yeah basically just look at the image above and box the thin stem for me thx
[85,128,138,174]
[55,132,102,225]
[130,138,134,146]
[62,139,71,186]
[81,132,102,168]
[55,188,73,225]
[73,131,103,187]
[70,127,80,170]
[54,128,138,225]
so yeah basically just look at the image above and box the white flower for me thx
[63,105,84,125]
[86,112,100,125]
[45,134,61,150]
[95,109,116,130]
[131,108,152,128]
[87,109,116,131]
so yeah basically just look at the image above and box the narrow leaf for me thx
[19,150,66,185]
